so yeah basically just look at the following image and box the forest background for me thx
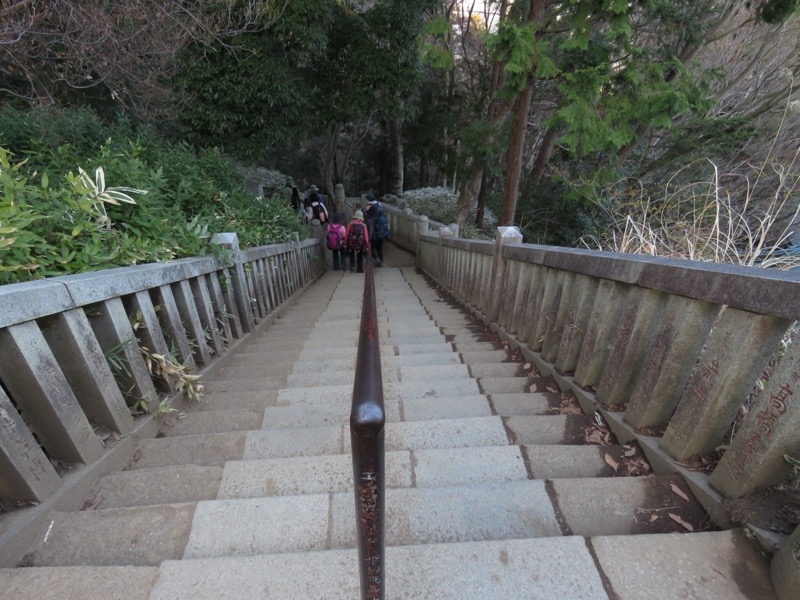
[2,0,800,284]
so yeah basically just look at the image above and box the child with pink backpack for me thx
[326,213,347,271]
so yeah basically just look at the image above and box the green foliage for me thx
[0,106,304,284]
[489,21,542,99]
[756,0,800,23]
[420,16,454,70]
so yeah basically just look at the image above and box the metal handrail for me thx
[350,255,386,600]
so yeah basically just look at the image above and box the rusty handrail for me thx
[350,255,386,600]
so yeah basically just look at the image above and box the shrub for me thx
[0,106,305,284]
[385,187,496,239]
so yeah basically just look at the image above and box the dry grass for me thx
[582,93,800,270]
[581,155,800,269]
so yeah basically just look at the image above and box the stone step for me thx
[86,446,528,510]
[88,465,223,509]
[551,473,710,537]
[243,416,510,460]
[259,394,492,429]
[158,410,263,437]
[490,392,559,415]
[479,376,539,394]
[274,379,481,405]
[147,537,609,599]
[468,362,528,378]
[217,445,528,500]
[0,565,159,600]
[459,350,514,364]
[523,444,634,479]
[17,475,709,568]
[451,341,502,352]
[201,376,286,393]
[287,352,463,374]
[504,414,598,445]
[131,416,509,469]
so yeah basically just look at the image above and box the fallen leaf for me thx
[624,447,637,457]
[523,363,531,370]
[668,513,694,531]
[650,514,658,522]
[670,484,690,502]
[604,453,619,471]
[530,384,539,392]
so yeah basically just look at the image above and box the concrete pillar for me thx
[555,275,599,373]
[40,309,134,433]
[489,227,523,323]
[595,288,666,407]
[623,295,719,428]
[92,297,161,404]
[573,280,629,387]
[0,385,61,502]
[661,309,791,461]
[710,327,800,496]
[211,233,253,333]
[542,271,576,363]
[528,267,557,352]
[190,275,225,356]
[153,284,197,369]
[207,273,236,343]
[172,280,213,366]
[0,322,103,464]
[416,215,429,257]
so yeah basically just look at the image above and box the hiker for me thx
[365,194,390,267]
[326,213,347,271]
[285,178,302,214]
[344,209,370,273]
[305,185,328,224]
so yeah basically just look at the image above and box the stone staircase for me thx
[0,265,778,599]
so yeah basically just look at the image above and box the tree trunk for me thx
[529,126,558,186]
[324,122,341,207]
[454,163,483,226]
[387,118,404,195]
[499,0,545,226]
[499,79,536,225]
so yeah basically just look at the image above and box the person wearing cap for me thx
[344,209,370,273]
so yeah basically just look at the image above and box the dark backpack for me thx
[326,224,344,250]
[312,201,327,223]
[375,211,390,240]
[347,222,366,251]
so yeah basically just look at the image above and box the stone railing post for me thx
[416,214,428,256]
[489,226,523,323]
[211,232,253,334]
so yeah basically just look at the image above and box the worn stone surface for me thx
[661,308,792,462]
[711,332,800,496]
[0,566,158,600]
[401,395,492,421]
[219,451,412,498]
[184,495,329,558]
[21,504,195,566]
[592,529,777,600]
[89,465,223,509]
[623,295,719,428]
[331,480,560,547]
[412,445,527,487]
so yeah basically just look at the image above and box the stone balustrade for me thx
[0,234,324,504]
[416,227,800,521]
